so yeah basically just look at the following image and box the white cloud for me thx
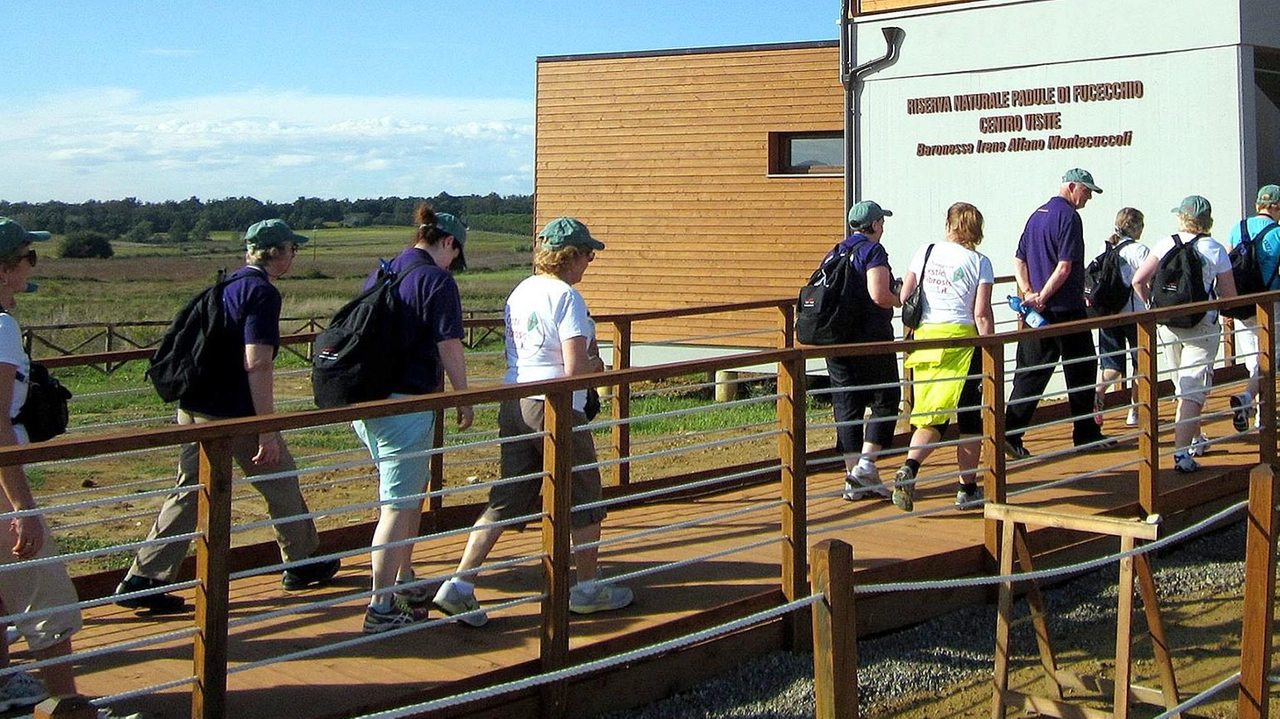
[3,87,534,202]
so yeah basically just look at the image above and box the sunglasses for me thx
[20,249,37,267]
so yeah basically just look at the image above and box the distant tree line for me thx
[0,193,534,243]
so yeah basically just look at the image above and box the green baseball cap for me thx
[434,212,468,271]
[1257,184,1280,205]
[0,217,51,256]
[538,217,605,250]
[847,200,893,227]
[244,218,310,250]
[1171,195,1212,219]
[1062,168,1103,194]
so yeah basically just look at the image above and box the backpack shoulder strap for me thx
[1251,220,1280,244]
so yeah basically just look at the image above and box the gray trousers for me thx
[128,410,319,582]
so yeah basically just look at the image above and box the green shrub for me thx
[59,231,115,259]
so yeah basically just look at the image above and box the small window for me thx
[770,131,844,175]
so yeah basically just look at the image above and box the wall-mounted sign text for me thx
[906,81,1143,157]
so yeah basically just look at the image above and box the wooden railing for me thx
[4,289,1277,719]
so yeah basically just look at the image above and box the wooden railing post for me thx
[980,339,1006,562]
[1135,318,1161,517]
[811,539,858,719]
[192,437,234,719]
[778,355,810,650]
[778,302,795,349]
[1239,463,1278,719]
[539,390,574,719]
[611,320,632,487]
[1256,301,1276,466]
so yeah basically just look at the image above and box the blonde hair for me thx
[245,243,291,266]
[1178,212,1213,235]
[1109,207,1144,244]
[534,245,592,277]
[945,202,984,249]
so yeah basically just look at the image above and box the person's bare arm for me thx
[437,337,473,430]
[867,266,900,308]
[0,362,43,559]
[974,283,995,336]
[1025,260,1073,311]
[244,343,280,466]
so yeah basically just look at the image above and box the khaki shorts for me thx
[0,520,82,652]
[481,398,607,531]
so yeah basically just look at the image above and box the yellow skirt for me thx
[903,323,978,428]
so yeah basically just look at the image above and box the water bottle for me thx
[1007,295,1048,328]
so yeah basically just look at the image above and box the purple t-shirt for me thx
[365,247,465,394]
[180,266,279,418]
[1015,195,1087,313]
[828,233,894,342]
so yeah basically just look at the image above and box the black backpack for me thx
[147,277,242,403]
[796,243,858,345]
[1224,219,1279,320]
[1083,238,1134,317]
[1149,234,1209,328]
[11,358,72,443]
[311,259,428,408]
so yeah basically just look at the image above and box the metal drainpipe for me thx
[841,7,903,220]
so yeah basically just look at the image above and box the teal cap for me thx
[1258,184,1280,204]
[1062,168,1103,194]
[0,217,51,256]
[434,213,467,271]
[244,218,310,250]
[847,200,893,227]
[538,217,605,250]
[1171,195,1212,219]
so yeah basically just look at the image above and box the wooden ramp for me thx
[48,407,1257,719]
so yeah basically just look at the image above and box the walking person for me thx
[891,203,994,512]
[115,219,338,613]
[355,205,474,633]
[1225,184,1280,431]
[1093,208,1150,428]
[1004,169,1110,458]
[827,201,903,502]
[0,219,81,711]
[1131,196,1236,472]
[432,218,631,626]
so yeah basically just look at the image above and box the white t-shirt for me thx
[0,313,30,421]
[504,274,594,411]
[907,241,995,326]
[1147,231,1232,324]
[1094,236,1152,314]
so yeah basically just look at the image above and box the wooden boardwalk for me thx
[33,402,1260,719]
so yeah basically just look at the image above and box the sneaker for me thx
[363,597,431,634]
[569,583,634,615]
[0,671,48,712]
[432,581,489,627]
[282,557,341,591]
[114,575,187,614]
[954,485,984,510]
[1173,452,1201,473]
[1004,439,1031,460]
[1230,394,1251,433]
[393,582,433,608]
[1073,432,1115,450]
[891,465,916,512]
[1189,433,1209,457]
[844,465,891,500]
[1125,407,1139,427]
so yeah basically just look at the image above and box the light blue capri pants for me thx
[353,395,438,510]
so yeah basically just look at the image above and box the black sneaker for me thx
[114,575,187,614]
[1004,439,1031,460]
[281,557,341,591]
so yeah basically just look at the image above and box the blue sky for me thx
[4,1,839,203]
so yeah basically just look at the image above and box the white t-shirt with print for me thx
[906,241,995,326]
[0,313,30,421]
[504,274,594,411]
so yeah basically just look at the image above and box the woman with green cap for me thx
[432,217,632,627]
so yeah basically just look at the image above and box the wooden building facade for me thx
[534,42,844,348]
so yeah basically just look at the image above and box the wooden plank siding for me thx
[855,0,973,15]
[535,44,844,347]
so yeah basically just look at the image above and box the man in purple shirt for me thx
[1005,169,1110,457]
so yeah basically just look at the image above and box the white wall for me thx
[852,0,1249,278]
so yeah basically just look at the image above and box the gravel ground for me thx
[596,518,1250,719]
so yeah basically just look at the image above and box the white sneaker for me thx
[1125,407,1139,427]
[432,580,488,627]
[0,671,49,712]
[844,465,891,500]
[569,582,634,614]
[1189,433,1209,457]
[1173,452,1201,473]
